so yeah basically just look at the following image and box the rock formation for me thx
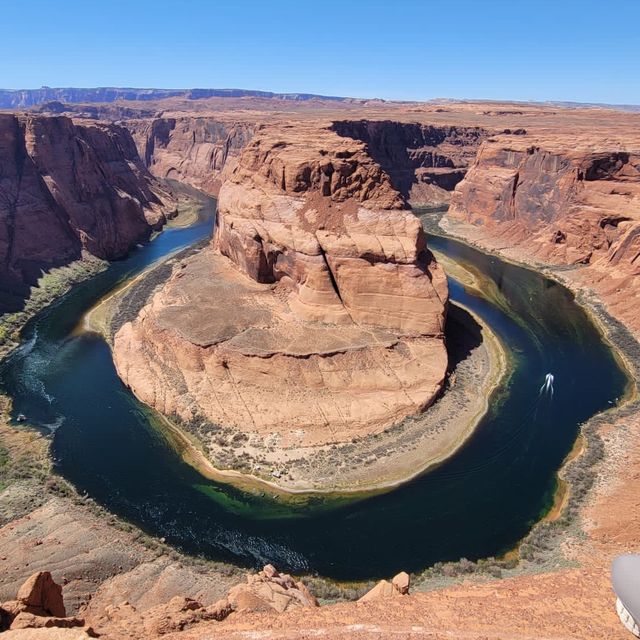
[127,116,487,207]
[0,565,317,638]
[127,117,255,194]
[3,97,640,639]
[114,122,448,450]
[332,120,487,206]
[358,571,410,602]
[77,564,315,637]
[448,135,640,332]
[226,564,318,613]
[0,572,89,634]
[0,114,173,311]
[450,137,640,265]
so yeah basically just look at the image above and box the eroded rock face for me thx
[213,125,447,332]
[0,114,172,311]
[448,136,640,333]
[331,120,488,206]
[449,138,640,267]
[128,117,255,194]
[114,123,448,449]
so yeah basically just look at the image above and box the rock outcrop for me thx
[226,564,318,613]
[358,571,410,602]
[0,565,316,638]
[0,572,89,635]
[450,138,640,265]
[448,136,640,331]
[0,114,172,311]
[80,565,314,638]
[114,122,448,454]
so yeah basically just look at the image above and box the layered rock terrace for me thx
[448,133,640,332]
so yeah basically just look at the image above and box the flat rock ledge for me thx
[114,248,447,447]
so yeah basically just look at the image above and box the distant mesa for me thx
[0,86,352,109]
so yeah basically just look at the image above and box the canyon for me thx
[1,93,640,639]
[0,114,173,312]
[447,134,640,335]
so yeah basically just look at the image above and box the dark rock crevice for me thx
[330,120,488,206]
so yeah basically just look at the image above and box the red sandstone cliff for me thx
[449,137,640,266]
[127,116,487,209]
[0,114,172,311]
[448,136,640,331]
[127,117,255,194]
[213,123,448,331]
[331,119,488,206]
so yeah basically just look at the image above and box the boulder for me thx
[227,565,318,614]
[16,572,66,618]
[359,572,411,602]
[392,571,411,595]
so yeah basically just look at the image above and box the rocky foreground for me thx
[448,131,640,335]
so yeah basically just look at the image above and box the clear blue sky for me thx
[1,0,639,104]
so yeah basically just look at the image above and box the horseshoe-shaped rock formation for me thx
[113,123,449,450]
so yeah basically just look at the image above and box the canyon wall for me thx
[448,136,640,331]
[332,120,488,206]
[213,124,448,332]
[0,114,171,312]
[450,138,640,264]
[114,123,449,452]
[127,117,255,194]
[128,117,488,208]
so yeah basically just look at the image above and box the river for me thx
[0,199,628,581]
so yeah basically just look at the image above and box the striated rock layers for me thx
[448,136,640,331]
[114,123,448,448]
[450,137,640,267]
[331,119,487,206]
[128,116,487,207]
[128,117,255,194]
[0,114,172,311]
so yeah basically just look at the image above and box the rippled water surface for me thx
[0,203,628,580]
